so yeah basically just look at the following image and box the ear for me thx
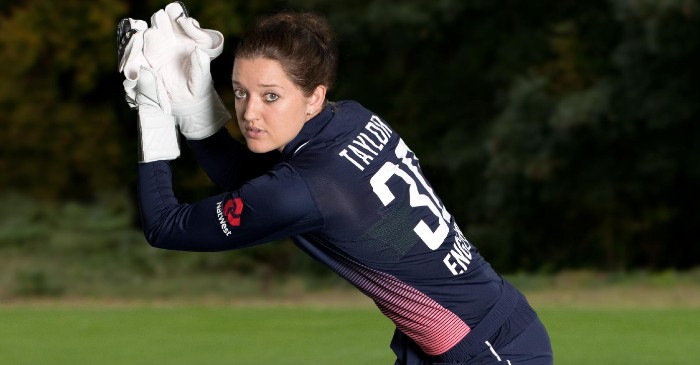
[306,85,327,117]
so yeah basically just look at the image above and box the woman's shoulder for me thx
[329,100,375,117]
[290,101,376,163]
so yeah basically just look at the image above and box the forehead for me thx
[232,57,292,87]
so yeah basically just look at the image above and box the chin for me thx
[246,141,276,154]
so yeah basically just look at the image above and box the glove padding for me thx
[129,66,180,163]
[119,25,179,163]
[118,18,165,112]
[143,2,231,140]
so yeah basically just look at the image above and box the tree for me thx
[1,0,697,271]
[0,0,129,200]
[478,0,700,270]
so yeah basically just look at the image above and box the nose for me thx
[242,96,261,122]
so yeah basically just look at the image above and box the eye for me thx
[264,93,279,102]
[233,88,247,99]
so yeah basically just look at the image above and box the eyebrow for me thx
[231,80,283,89]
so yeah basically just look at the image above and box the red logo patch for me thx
[223,197,244,227]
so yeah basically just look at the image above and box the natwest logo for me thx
[224,197,244,226]
[216,197,244,237]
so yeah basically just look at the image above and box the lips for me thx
[245,125,266,138]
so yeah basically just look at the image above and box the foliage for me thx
[475,0,700,270]
[0,191,338,299]
[0,0,698,272]
[0,0,129,201]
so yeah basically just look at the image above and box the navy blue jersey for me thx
[137,100,536,358]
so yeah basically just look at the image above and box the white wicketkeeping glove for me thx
[118,19,155,111]
[143,2,231,140]
[118,22,180,163]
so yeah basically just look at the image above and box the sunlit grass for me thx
[1,293,699,365]
[541,308,700,365]
[0,304,395,365]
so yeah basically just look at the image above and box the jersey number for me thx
[370,139,452,250]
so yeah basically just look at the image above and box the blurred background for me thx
[1,0,699,300]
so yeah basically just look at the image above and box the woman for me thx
[120,3,553,364]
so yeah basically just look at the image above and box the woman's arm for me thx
[137,160,323,252]
[185,127,280,191]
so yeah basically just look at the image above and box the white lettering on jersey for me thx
[216,201,232,237]
[348,145,375,166]
[339,115,393,171]
[370,138,451,251]
[443,223,473,275]
[339,114,472,276]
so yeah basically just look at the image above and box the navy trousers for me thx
[391,302,553,365]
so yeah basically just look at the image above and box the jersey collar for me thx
[281,102,335,158]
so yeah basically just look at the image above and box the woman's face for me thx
[231,57,323,153]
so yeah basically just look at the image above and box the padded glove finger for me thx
[177,16,224,59]
[121,31,173,116]
[117,18,148,73]
[171,48,230,139]
[141,2,230,140]
[118,18,150,109]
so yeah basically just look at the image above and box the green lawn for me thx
[0,304,395,365]
[1,303,699,364]
[540,308,700,365]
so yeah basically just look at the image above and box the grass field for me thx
[541,308,700,364]
[0,304,396,365]
[0,272,700,365]
[2,285,700,365]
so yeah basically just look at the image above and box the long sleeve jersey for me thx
[137,100,534,358]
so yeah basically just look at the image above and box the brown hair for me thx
[235,11,338,96]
